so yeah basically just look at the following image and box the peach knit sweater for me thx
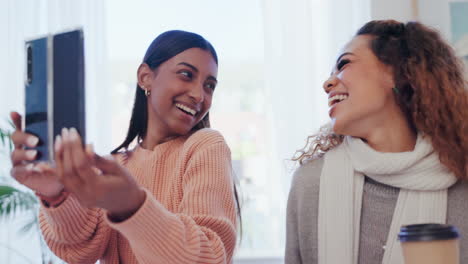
[39,129,238,264]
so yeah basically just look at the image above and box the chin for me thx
[174,123,197,135]
[173,127,191,136]
[331,117,349,136]
[331,118,342,133]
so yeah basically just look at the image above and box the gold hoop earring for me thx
[141,86,150,97]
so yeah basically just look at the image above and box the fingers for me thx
[10,112,39,150]
[11,130,39,150]
[10,163,43,182]
[10,111,22,131]
[54,134,64,181]
[85,144,95,160]
[68,128,97,181]
[93,153,121,175]
[59,128,83,185]
[11,149,37,166]
[84,144,103,175]
[54,128,104,208]
[34,162,55,174]
[57,128,101,191]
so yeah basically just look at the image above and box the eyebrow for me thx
[330,52,355,75]
[177,62,218,83]
[178,62,198,72]
[336,52,354,64]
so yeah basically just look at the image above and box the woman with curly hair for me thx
[285,20,468,263]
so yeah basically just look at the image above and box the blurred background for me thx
[0,0,466,263]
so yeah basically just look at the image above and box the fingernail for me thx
[85,144,95,156]
[69,127,78,140]
[32,165,43,173]
[27,136,39,147]
[26,150,37,160]
[55,135,62,152]
[62,128,69,140]
[25,163,34,171]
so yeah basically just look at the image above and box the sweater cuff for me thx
[40,194,101,242]
[106,188,174,242]
[37,190,69,208]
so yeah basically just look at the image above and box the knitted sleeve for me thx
[285,167,303,264]
[106,133,238,263]
[285,158,324,264]
[39,194,113,263]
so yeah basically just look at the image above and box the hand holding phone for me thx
[10,112,65,198]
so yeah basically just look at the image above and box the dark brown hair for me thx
[294,20,468,179]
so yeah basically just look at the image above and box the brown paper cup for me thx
[398,224,460,264]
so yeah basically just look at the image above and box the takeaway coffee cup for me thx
[398,223,460,264]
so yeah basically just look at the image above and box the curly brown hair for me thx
[293,20,468,179]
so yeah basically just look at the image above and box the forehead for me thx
[340,35,373,56]
[166,48,217,74]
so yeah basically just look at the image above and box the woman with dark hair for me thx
[286,20,468,263]
[10,30,240,263]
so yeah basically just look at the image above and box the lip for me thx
[328,103,338,117]
[328,91,349,100]
[175,105,197,124]
[175,101,200,116]
[328,91,349,117]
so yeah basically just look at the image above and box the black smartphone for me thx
[52,30,86,152]
[24,29,85,162]
[25,36,50,161]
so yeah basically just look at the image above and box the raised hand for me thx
[9,112,64,197]
[55,128,146,221]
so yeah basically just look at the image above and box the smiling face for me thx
[323,35,398,137]
[139,48,218,140]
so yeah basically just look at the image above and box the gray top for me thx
[285,158,468,263]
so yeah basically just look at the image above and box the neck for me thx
[140,135,175,150]
[140,123,180,150]
[140,108,178,150]
[363,130,416,153]
[361,115,416,153]
[355,103,417,152]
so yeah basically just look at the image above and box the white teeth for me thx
[328,94,349,106]
[175,103,197,116]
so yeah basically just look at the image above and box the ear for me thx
[137,63,155,92]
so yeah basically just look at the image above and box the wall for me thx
[370,0,457,41]
[370,0,416,21]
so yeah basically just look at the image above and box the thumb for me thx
[85,144,94,159]
[10,111,22,131]
[93,153,121,174]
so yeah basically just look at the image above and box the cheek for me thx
[342,68,388,101]
[149,90,172,114]
[203,93,213,110]
[352,92,385,113]
[341,77,389,116]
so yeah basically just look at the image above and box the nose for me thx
[188,83,204,103]
[323,75,338,94]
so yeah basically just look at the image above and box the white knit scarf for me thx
[318,134,457,264]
